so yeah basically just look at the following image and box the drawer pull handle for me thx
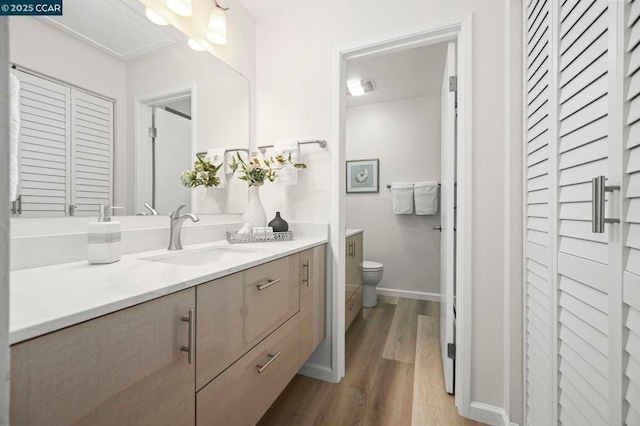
[302,261,310,287]
[257,278,281,291]
[257,352,281,373]
[349,304,357,311]
[181,308,196,364]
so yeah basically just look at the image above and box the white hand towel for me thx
[226,149,248,175]
[9,73,20,202]
[391,182,414,214]
[273,140,300,186]
[205,148,226,188]
[414,181,439,215]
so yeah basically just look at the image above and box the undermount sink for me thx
[141,246,259,267]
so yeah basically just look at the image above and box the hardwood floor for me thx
[258,296,483,426]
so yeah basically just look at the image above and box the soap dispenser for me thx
[88,205,123,264]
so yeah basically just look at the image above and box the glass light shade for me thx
[347,80,365,96]
[166,0,192,17]
[144,7,169,25]
[206,7,227,45]
[188,39,206,51]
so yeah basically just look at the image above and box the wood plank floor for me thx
[258,296,483,426]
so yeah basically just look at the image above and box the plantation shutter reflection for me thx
[71,90,113,216]
[14,70,114,217]
[15,70,71,217]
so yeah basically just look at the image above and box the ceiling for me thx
[237,0,304,18]
[40,0,183,61]
[346,43,448,108]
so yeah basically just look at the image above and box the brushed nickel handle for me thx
[181,308,196,364]
[257,352,281,373]
[257,278,281,291]
[302,260,310,287]
[349,304,356,311]
[433,225,442,232]
[592,176,620,234]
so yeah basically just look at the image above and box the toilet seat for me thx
[362,260,383,271]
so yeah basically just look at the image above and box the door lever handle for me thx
[433,226,442,232]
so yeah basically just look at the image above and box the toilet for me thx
[362,261,384,307]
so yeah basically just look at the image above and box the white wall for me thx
[0,18,10,426]
[126,42,250,214]
[8,17,129,210]
[253,0,516,418]
[346,96,440,296]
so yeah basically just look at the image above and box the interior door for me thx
[153,107,192,214]
[440,40,456,395]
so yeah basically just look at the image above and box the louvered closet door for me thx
[71,90,114,216]
[624,1,640,424]
[557,1,614,424]
[525,0,553,425]
[15,70,71,217]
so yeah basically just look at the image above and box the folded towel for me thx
[273,140,300,186]
[9,72,20,202]
[205,148,226,188]
[391,182,414,214]
[226,149,248,175]
[414,181,438,215]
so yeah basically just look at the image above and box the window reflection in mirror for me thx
[8,0,249,217]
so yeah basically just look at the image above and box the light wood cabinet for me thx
[345,286,363,332]
[196,314,300,426]
[10,288,196,426]
[345,233,363,331]
[10,245,327,425]
[299,244,326,365]
[196,256,299,389]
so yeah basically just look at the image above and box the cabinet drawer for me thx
[345,286,363,332]
[197,313,300,426]
[196,255,300,389]
[11,289,196,426]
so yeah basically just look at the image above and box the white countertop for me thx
[346,228,364,237]
[10,237,327,345]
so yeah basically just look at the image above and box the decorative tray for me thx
[226,231,294,244]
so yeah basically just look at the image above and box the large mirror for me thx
[8,0,249,217]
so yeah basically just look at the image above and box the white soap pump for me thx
[88,205,123,264]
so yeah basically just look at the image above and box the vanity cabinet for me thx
[196,313,301,425]
[196,255,300,390]
[10,244,327,426]
[299,245,326,365]
[10,288,196,426]
[345,233,363,331]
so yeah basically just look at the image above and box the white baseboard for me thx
[376,287,442,302]
[468,402,518,426]
[298,362,335,383]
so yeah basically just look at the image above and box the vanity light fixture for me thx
[206,0,228,45]
[347,80,365,96]
[167,0,192,17]
[144,7,169,25]
[188,38,206,51]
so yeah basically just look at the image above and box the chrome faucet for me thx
[144,203,159,215]
[168,203,199,250]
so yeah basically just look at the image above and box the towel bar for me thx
[386,183,442,189]
[196,148,249,158]
[258,140,327,153]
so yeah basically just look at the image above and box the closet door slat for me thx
[556,2,612,422]
[625,3,640,423]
